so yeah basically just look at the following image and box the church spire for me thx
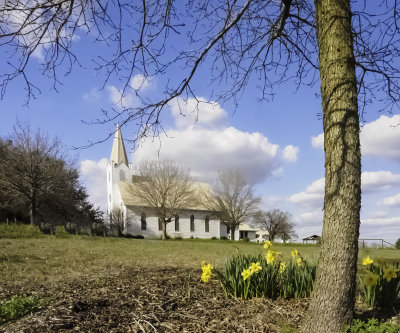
[110,124,129,166]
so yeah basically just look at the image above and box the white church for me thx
[107,125,268,241]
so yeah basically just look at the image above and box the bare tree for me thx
[205,170,260,240]
[109,208,127,237]
[253,209,294,242]
[278,219,297,243]
[131,160,196,239]
[0,122,68,225]
[2,0,400,331]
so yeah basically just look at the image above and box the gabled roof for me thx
[110,124,129,166]
[239,223,258,232]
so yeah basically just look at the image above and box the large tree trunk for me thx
[303,1,361,332]
[230,227,235,240]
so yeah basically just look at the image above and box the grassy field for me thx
[1,225,399,293]
[1,225,400,332]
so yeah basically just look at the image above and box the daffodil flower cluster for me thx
[241,262,262,281]
[201,261,213,283]
[279,262,286,274]
[291,248,303,266]
[264,240,281,265]
[362,256,373,266]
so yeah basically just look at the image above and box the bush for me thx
[54,226,73,238]
[211,237,218,240]
[124,234,144,239]
[0,224,45,239]
[0,295,45,325]
[242,237,250,242]
[395,238,400,249]
[220,236,228,240]
[346,318,400,333]
[174,236,183,240]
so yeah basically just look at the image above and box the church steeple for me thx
[110,124,129,166]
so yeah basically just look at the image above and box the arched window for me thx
[190,215,195,232]
[205,215,210,232]
[141,212,146,230]
[119,169,126,181]
[158,217,163,231]
[175,215,179,231]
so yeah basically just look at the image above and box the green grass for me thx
[0,295,48,325]
[0,225,399,295]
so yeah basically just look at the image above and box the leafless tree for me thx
[0,122,69,225]
[253,209,295,242]
[131,159,196,239]
[2,0,400,331]
[109,208,127,237]
[278,219,297,243]
[204,170,260,240]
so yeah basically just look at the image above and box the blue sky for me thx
[1,3,400,243]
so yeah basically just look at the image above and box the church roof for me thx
[110,124,129,166]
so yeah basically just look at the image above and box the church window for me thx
[190,215,195,232]
[175,215,179,231]
[141,212,146,230]
[119,169,126,181]
[205,216,209,232]
[158,217,163,231]
[109,194,111,202]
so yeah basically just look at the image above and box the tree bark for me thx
[230,227,235,240]
[162,218,168,239]
[303,1,361,332]
[29,190,36,226]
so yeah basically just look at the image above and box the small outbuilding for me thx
[303,235,321,244]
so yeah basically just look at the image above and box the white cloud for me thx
[311,133,324,149]
[282,145,299,162]
[382,193,400,207]
[360,115,400,161]
[362,171,400,193]
[107,85,135,109]
[107,74,151,109]
[83,88,101,103]
[361,216,400,226]
[133,126,281,184]
[311,115,400,161]
[130,74,151,90]
[170,97,228,130]
[289,178,325,208]
[80,158,108,212]
[288,171,400,208]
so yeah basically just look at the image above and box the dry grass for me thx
[1,228,400,332]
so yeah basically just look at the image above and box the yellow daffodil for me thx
[363,272,379,287]
[279,262,286,274]
[250,262,262,274]
[201,261,213,283]
[362,256,373,266]
[266,250,275,265]
[297,257,303,266]
[382,265,399,282]
[263,240,272,249]
[291,249,298,257]
[241,268,253,281]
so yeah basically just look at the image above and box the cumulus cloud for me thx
[289,171,400,207]
[107,74,151,109]
[132,98,298,184]
[311,115,400,161]
[382,193,400,207]
[362,171,400,193]
[170,97,228,129]
[311,133,324,149]
[289,178,325,208]
[360,115,400,161]
[83,87,101,103]
[282,145,299,162]
[80,158,108,212]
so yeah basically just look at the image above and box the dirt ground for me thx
[1,267,308,332]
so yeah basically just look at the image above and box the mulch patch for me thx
[0,267,307,332]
